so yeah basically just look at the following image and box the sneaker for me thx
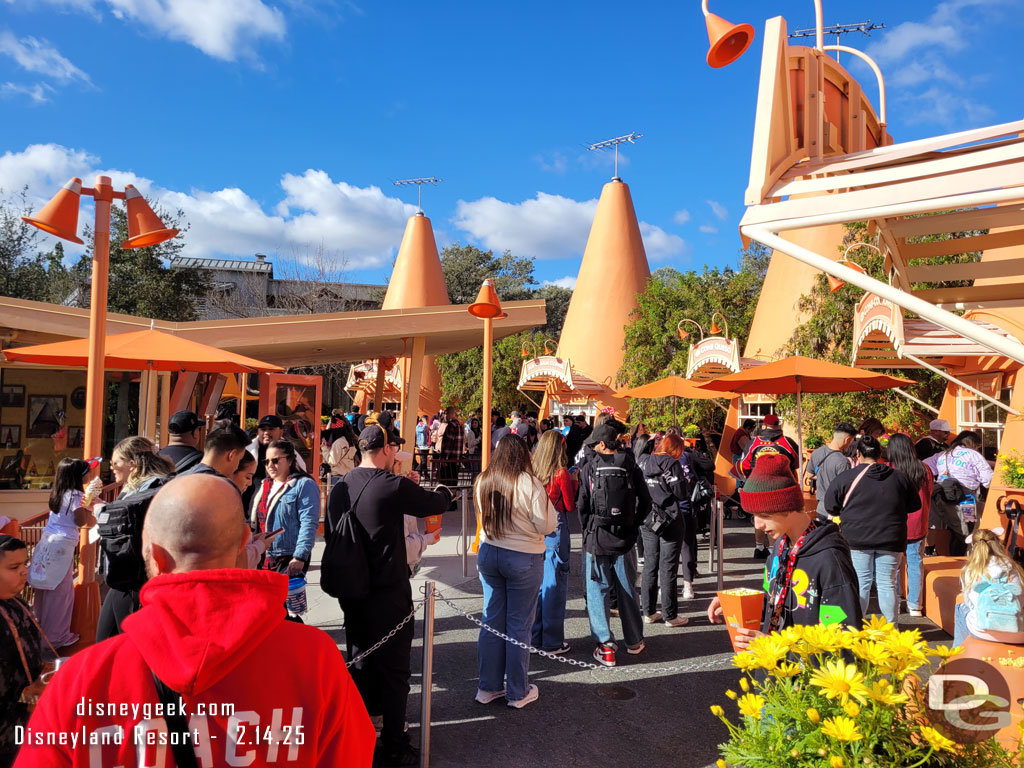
[594,644,617,666]
[626,640,646,655]
[753,547,769,560]
[374,742,419,767]
[546,642,571,655]
[643,612,662,624]
[637,556,645,567]
[665,616,690,627]
[507,684,539,709]
[908,609,923,617]
[474,688,506,704]
[682,583,695,600]
[609,608,620,617]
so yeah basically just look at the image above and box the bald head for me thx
[143,474,250,576]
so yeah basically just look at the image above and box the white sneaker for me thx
[682,583,695,600]
[665,616,690,627]
[908,609,923,617]
[507,684,539,709]
[475,688,506,704]
[643,612,662,624]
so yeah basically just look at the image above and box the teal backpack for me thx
[970,574,1024,634]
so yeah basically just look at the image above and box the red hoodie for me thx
[14,569,375,767]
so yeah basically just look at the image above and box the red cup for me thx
[717,588,765,651]
[424,515,442,534]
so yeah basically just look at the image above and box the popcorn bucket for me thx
[286,577,308,615]
[717,588,765,652]
[424,515,443,534]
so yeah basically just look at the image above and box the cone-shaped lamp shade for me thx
[828,260,866,293]
[710,320,722,335]
[678,328,690,340]
[468,279,503,319]
[120,185,179,249]
[21,178,85,244]
[705,11,754,68]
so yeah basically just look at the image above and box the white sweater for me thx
[476,472,558,554]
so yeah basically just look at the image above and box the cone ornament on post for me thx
[121,185,179,249]
[828,260,867,293]
[21,177,85,244]
[469,279,504,319]
[702,0,754,68]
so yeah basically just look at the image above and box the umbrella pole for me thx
[673,395,677,425]
[796,380,805,487]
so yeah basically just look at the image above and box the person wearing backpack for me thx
[740,414,799,560]
[639,434,693,627]
[96,437,174,642]
[924,430,994,556]
[823,435,921,624]
[954,528,1024,646]
[577,423,652,667]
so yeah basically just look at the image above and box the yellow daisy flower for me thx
[716,761,727,768]
[919,726,956,753]
[748,635,790,670]
[775,661,802,678]
[880,632,929,677]
[865,680,909,706]
[737,693,765,719]
[739,677,750,693]
[830,757,844,768]
[808,659,870,705]
[732,652,758,672]
[801,624,846,654]
[928,644,964,660]
[821,716,863,742]
[710,705,725,717]
[850,639,889,667]
[725,689,737,700]
[843,701,861,718]
[806,708,821,724]
[860,615,895,641]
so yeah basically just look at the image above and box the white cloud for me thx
[706,199,727,221]
[0,143,419,269]
[0,30,91,83]
[534,151,569,174]
[9,0,287,61]
[1,81,54,103]
[699,224,718,235]
[544,275,577,290]
[453,191,687,262]
[673,208,690,225]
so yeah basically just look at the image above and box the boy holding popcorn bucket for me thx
[708,454,861,649]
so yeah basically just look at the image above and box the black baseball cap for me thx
[358,423,406,451]
[589,420,626,447]
[258,415,284,429]
[168,410,203,435]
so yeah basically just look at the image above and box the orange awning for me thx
[3,329,283,373]
[620,376,733,400]
[697,356,913,395]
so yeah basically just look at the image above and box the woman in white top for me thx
[924,430,994,495]
[473,434,557,710]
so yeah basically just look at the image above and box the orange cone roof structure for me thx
[354,212,448,416]
[556,179,651,414]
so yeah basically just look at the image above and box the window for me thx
[959,385,1012,461]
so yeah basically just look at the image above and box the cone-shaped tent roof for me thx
[556,179,651,412]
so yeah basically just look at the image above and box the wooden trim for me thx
[886,203,1024,239]
[906,257,1024,284]
[902,229,1024,261]
[878,221,913,292]
[913,283,1024,305]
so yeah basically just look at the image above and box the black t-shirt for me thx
[158,444,203,472]
[331,467,450,592]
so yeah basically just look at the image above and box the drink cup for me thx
[717,588,765,652]
[424,515,442,534]
[286,577,308,615]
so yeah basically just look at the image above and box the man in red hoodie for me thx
[14,474,375,768]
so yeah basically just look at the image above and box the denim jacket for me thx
[251,475,320,562]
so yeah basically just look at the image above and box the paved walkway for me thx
[303,502,951,768]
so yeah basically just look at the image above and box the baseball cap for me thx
[358,421,406,451]
[258,414,284,429]
[589,422,625,448]
[929,418,951,432]
[168,410,204,434]
[763,414,780,427]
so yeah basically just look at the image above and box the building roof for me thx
[171,256,274,274]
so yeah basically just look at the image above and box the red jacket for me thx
[15,569,374,767]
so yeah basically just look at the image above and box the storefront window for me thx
[959,385,1012,461]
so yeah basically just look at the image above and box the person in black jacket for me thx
[577,423,652,667]
[708,454,862,644]
[639,434,693,627]
[824,435,921,624]
[156,410,204,473]
[330,419,453,768]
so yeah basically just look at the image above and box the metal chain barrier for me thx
[344,599,425,669]
[433,589,734,676]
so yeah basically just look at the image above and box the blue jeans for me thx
[477,542,544,702]
[532,512,570,650]
[850,549,902,624]
[953,601,969,647]
[905,538,925,612]
[585,550,644,648]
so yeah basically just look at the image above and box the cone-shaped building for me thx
[351,212,448,416]
[554,179,651,414]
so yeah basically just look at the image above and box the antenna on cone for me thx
[121,185,179,249]
[21,178,85,244]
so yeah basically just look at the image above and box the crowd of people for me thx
[2,402,1023,767]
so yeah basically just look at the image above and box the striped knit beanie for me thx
[739,453,804,514]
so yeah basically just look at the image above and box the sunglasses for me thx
[264,457,285,466]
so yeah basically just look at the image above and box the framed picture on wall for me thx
[27,395,66,438]
[0,425,20,448]
[67,426,84,448]
[1,385,25,408]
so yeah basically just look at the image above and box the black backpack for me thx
[96,478,167,592]
[589,462,636,530]
[321,476,374,602]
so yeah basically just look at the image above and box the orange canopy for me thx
[3,329,283,373]
[696,356,913,395]
[620,376,733,400]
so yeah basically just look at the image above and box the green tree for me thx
[617,243,771,431]
[437,330,548,417]
[78,201,211,321]
[0,188,79,303]
[440,243,537,304]
[533,283,572,338]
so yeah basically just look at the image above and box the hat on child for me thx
[739,454,804,514]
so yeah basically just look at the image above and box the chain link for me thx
[344,600,424,669]
[433,589,734,676]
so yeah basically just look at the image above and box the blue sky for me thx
[2,0,1023,290]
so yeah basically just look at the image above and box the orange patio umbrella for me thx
[3,328,283,373]
[620,375,735,423]
[697,356,913,475]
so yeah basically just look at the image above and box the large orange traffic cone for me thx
[21,177,85,244]
[704,10,754,68]
[120,185,179,249]
[468,278,504,319]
